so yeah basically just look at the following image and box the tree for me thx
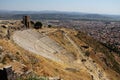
[48,25,52,28]
[34,21,42,29]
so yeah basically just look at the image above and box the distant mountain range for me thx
[0,10,120,21]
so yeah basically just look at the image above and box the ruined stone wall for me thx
[0,66,16,80]
[23,16,31,28]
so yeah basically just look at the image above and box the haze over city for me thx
[0,0,120,80]
[0,0,120,15]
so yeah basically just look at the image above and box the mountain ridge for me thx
[0,10,120,21]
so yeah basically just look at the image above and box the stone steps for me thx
[13,29,63,62]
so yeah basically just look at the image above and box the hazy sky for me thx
[0,0,120,15]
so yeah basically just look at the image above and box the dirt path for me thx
[64,32,109,80]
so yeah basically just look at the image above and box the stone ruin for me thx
[0,66,16,80]
[49,76,63,80]
[23,16,31,28]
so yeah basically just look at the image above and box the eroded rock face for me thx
[0,20,27,39]
[0,25,8,38]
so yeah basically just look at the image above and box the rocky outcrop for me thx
[0,66,16,80]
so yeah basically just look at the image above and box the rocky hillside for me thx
[0,27,120,80]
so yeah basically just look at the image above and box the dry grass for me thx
[49,28,120,80]
[0,27,119,80]
[0,39,91,80]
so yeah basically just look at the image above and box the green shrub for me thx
[85,51,90,57]
[27,76,48,80]
[48,25,52,28]
[34,22,42,29]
